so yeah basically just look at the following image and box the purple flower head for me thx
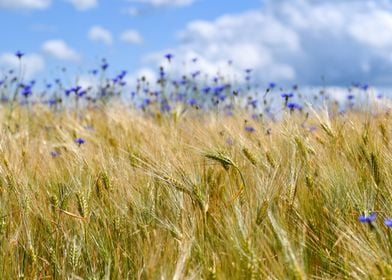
[361,84,369,91]
[347,94,355,100]
[74,138,86,146]
[187,98,197,106]
[48,99,57,106]
[245,68,252,74]
[50,151,61,157]
[269,82,277,89]
[245,125,255,132]
[191,71,201,78]
[91,69,98,75]
[287,102,302,110]
[118,70,127,80]
[385,218,392,227]
[203,86,211,94]
[165,53,173,62]
[65,89,73,96]
[281,92,294,98]
[22,86,32,98]
[358,212,376,223]
[15,50,24,59]
[101,62,109,71]
[248,99,257,108]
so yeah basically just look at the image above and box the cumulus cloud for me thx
[120,29,143,44]
[88,26,113,45]
[42,39,80,61]
[0,0,50,10]
[66,0,97,11]
[143,0,392,86]
[0,53,45,78]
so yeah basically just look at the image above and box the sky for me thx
[1,0,392,88]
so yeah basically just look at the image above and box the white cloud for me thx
[0,0,50,10]
[127,0,195,7]
[66,0,97,11]
[142,0,392,86]
[0,53,45,79]
[88,26,113,45]
[120,29,143,44]
[123,6,139,16]
[42,39,80,61]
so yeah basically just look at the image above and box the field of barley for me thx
[0,98,391,279]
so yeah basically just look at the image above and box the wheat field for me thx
[0,103,391,279]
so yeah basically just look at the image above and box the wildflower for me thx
[281,92,294,98]
[245,125,255,132]
[202,87,211,94]
[15,50,24,59]
[269,82,276,89]
[21,85,32,98]
[50,151,60,157]
[191,71,201,78]
[361,84,369,91]
[385,218,392,227]
[74,138,86,146]
[187,98,197,106]
[165,53,173,62]
[287,102,302,110]
[358,212,376,223]
[101,62,109,71]
[347,94,355,100]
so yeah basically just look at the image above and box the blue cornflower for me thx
[117,70,127,80]
[385,218,392,227]
[22,86,32,97]
[165,53,173,62]
[347,94,355,100]
[191,71,201,78]
[245,68,252,74]
[74,138,86,146]
[281,92,294,98]
[101,62,109,71]
[91,69,98,75]
[48,99,57,106]
[245,125,255,132]
[15,50,24,59]
[187,98,197,106]
[287,102,302,110]
[202,87,211,94]
[248,99,257,108]
[50,151,61,157]
[358,212,377,223]
[65,89,72,96]
[361,84,369,91]
[269,82,277,89]
[77,91,86,97]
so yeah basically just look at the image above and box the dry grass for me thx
[0,104,392,279]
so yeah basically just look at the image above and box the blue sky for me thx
[1,0,392,87]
